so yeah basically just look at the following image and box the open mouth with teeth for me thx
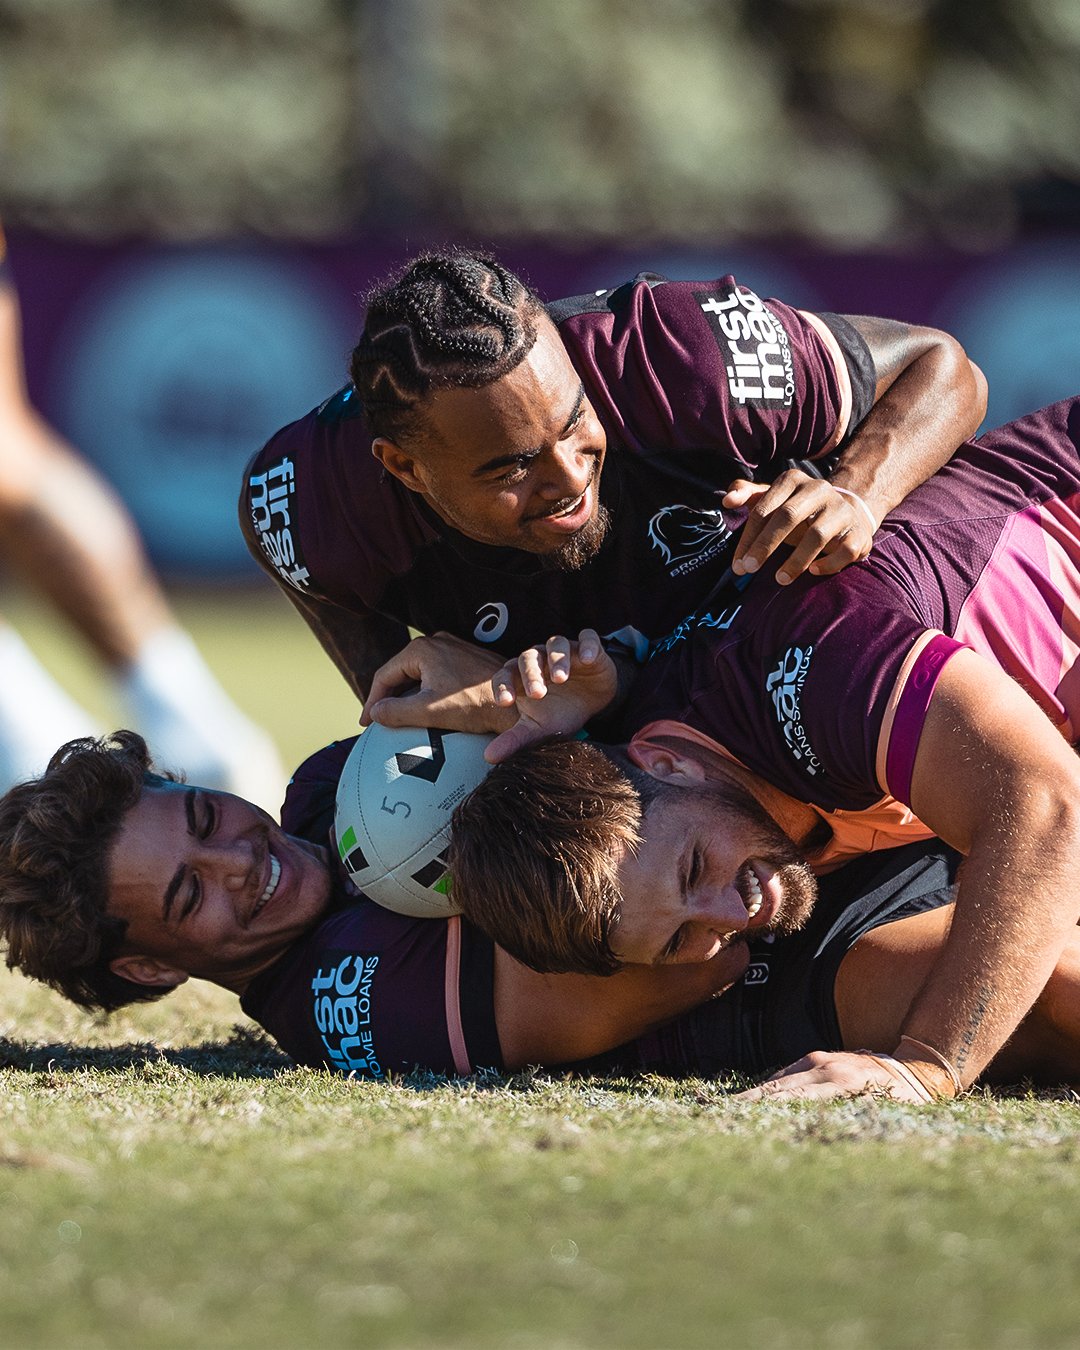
[251,853,281,920]
[742,869,764,922]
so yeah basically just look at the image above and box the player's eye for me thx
[687,849,702,890]
[179,872,202,923]
[197,793,217,840]
[662,926,686,962]
[498,455,534,484]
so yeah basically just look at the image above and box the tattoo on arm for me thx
[954,983,993,1075]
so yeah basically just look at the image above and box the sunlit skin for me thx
[612,777,818,967]
[106,782,333,994]
[372,314,610,564]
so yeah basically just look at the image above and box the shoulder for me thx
[242,904,500,1080]
[281,738,358,844]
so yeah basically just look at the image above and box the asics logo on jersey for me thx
[311,953,383,1078]
[766,645,821,776]
[648,504,736,577]
[697,287,795,407]
[474,602,509,643]
[248,456,311,592]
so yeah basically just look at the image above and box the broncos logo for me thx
[647,504,741,567]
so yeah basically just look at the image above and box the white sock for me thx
[117,626,286,812]
[0,624,100,790]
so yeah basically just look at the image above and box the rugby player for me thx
[239,249,985,702]
[0,224,283,805]
[1,730,1077,1096]
[382,396,1080,1101]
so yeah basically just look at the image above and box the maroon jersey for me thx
[241,740,502,1079]
[241,743,957,1080]
[240,275,874,659]
[628,397,1080,835]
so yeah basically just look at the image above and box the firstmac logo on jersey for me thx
[766,645,821,776]
[311,953,382,1078]
[697,287,794,407]
[249,455,311,592]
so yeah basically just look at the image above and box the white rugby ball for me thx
[333,723,494,917]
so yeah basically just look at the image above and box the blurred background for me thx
[2,0,1080,770]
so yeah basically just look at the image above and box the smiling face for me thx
[374,315,610,568]
[106,782,333,994]
[611,775,817,967]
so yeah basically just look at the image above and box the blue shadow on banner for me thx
[933,240,1080,433]
[51,247,354,578]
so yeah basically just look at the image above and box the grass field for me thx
[3,584,1080,1349]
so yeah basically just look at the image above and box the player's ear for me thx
[372,438,427,493]
[108,954,189,991]
[627,740,707,786]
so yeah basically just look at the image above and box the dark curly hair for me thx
[0,731,174,1013]
[349,249,544,443]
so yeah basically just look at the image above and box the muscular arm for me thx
[898,649,1080,1083]
[494,942,748,1068]
[749,649,1080,1102]
[829,315,987,525]
[282,588,409,705]
[730,316,987,582]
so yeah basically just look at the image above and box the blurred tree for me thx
[0,0,361,237]
[1,0,1078,247]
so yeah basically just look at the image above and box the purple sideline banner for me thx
[9,229,1080,579]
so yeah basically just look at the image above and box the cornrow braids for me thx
[350,250,544,442]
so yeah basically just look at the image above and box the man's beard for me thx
[542,500,612,572]
[695,776,818,937]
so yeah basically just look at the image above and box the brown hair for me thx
[448,739,659,976]
[0,731,173,1012]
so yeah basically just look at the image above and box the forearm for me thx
[902,652,1080,1087]
[830,319,987,526]
[898,803,1080,1086]
[253,569,405,705]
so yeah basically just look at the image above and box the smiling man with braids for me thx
[240,249,984,704]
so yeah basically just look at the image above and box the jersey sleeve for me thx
[551,274,876,477]
[629,566,966,813]
[240,386,435,614]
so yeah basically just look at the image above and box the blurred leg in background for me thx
[0,239,284,808]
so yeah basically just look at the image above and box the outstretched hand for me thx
[735,1049,941,1104]
[486,629,620,763]
[725,470,877,586]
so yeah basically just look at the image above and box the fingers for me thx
[485,718,548,764]
[364,690,437,729]
[734,1050,930,1103]
[722,479,768,509]
[731,472,875,584]
[496,630,604,703]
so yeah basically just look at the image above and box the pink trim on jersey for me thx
[876,631,965,804]
[444,916,471,1075]
[954,496,1080,740]
[798,310,852,454]
[631,719,934,873]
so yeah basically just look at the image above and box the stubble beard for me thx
[697,777,819,939]
[542,500,612,572]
